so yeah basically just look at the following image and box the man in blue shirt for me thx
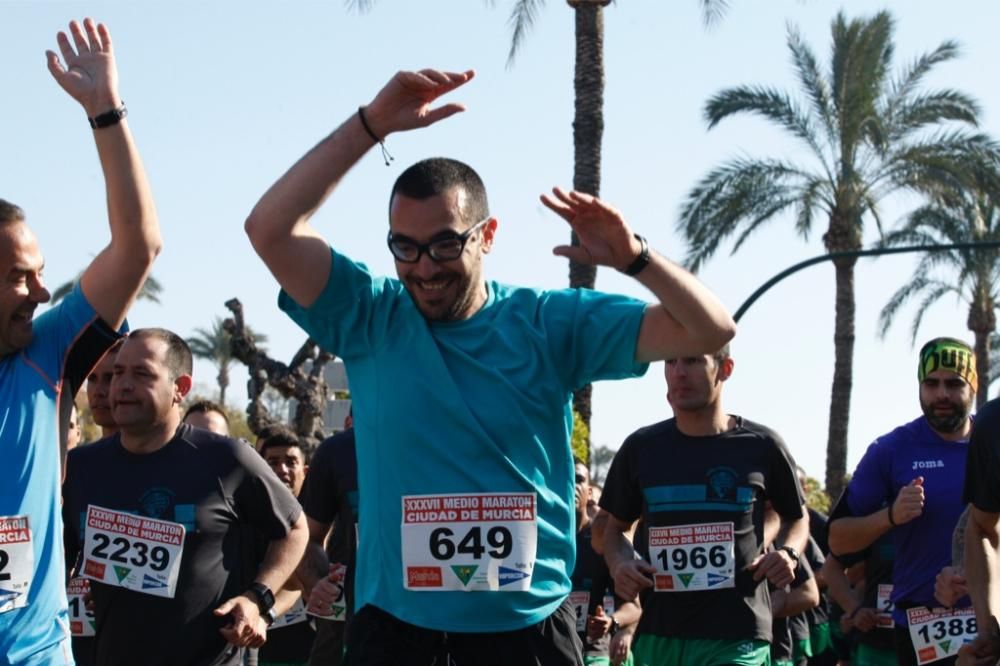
[1,18,162,665]
[829,338,977,666]
[245,67,735,665]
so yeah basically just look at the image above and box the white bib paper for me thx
[271,598,309,629]
[0,515,33,614]
[569,590,615,632]
[81,505,185,599]
[648,522,735,592]
[67,577,95,637]
[401,493,537,591]
[906,606,977,665]
[876,583,894,628]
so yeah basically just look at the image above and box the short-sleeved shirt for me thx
[600,416,804,642]
[772,552,813,662]
[62,425,302,666]
[280,248,647,632]
[298,429,358,615]
[1,284,123,663]
[841,416,969,624]
[964,398,1000,512]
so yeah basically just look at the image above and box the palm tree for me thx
[188,318,267,407]
[50,271,163,305]
[678,11,994,497]
[878,185,1000,408]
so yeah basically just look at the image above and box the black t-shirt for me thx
[571,524,616,657]
[964,397,1000,511]
[600,416,804,642]
[63,425,302,666]
[298,429,358,616]
[803,535,829,627]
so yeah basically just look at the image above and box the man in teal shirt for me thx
[246,67,735,665]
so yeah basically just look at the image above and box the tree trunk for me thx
[218,364,229,407]
[823,216,861,499]
[967,293,995,408]
[568,0,607,460]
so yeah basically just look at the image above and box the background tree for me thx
[188,317,267,407]
[877,181,1000,407]
[678,10,992,497]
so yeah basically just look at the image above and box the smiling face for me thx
[389,187,495,322]
[0,222,51,356]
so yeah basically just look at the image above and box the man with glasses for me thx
[245,67,735,665]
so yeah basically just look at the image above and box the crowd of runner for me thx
[3,17,1000,666]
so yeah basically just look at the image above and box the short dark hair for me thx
[713,344,731,364]
[0,199,25,226]
[183,399,229,425]
[389,158,489,227]
[128,328,193,380]
[257,424,306,460]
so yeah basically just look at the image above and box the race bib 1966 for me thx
[82,505,185,598]
[648,522,735,592]
[401,493,536,591]
[906,606,977,665]
[0,515,32,614]
[67,577,95,637]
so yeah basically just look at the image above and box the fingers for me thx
[69,20,90,55]
[213,598,236,616]
[421,102,468,127]
[84,19,103,52]
[912,476,924,487]
[56,31,76,66]
[552,245,595,265]
[98,23,113,53]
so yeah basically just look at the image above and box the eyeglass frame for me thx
[386,217,490,263]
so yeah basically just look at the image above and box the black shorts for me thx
[345,597,583,666]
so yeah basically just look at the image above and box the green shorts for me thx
[632,635,769,666]
[809,621,833,655]
[792,637,812,660]
[852,642,897,666]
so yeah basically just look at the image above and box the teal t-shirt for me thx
[279,249,648,632]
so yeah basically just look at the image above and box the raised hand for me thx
[363,69,475,139]
[45,18,121,117]
[540,188,642,272]
[892,477,925,526]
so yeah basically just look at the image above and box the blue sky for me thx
[6,1,997,483]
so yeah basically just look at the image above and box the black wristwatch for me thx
[610,616,621,635]
[247,582,275,617]
[778,545,800,566]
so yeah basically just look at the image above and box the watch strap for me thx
[621,234,650,276]
[88,103,127,129]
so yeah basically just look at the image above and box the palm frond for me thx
[908,281,959,345]
[699,0,730,29]
[787,24,836,147]
[889,41,961,106]
[506,0,546,67]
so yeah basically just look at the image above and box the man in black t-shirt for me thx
[296,428,359,666]
[63,328,308,666]
[602,347,808,665]
[951,397,1000,663]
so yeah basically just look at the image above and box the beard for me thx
[921,397,971,433]
[405,269,481,322]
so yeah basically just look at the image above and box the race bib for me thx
[876,584,894,628]
[648,522,735,592]
[306,563,347,621]
[906,606,977,665]
[271,597,309,629]
[569,590,616,632]
[0,515,33,614]
[401,493,536,591]
[81,506,185,598]
[67,577,95,637]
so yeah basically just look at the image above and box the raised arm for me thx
[539,189,735,362]
[46,19,160,329]
[245,68,475,308]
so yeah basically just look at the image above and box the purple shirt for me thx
[846,416,969,625]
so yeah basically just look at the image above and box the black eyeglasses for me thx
[386,218,488,263]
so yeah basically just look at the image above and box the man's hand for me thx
[611,559,655,601]
[214,595,266,648]
[540,189,641,272]
[587,605,613,640]
[851,607,879,633]
[45,18,121,117]
[892,477,925,526]
[749,550,796,588]
[305,563,345,617]
[363,69,474,139]
[935,566,969,607]
[957,631,1000,665]
[609,625,635,666]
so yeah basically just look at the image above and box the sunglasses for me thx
[387,218,488,263]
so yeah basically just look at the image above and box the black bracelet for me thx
[357,106,394,166]
[887,503,897,527]
[88,102,127,129]
[621,234,650,276]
